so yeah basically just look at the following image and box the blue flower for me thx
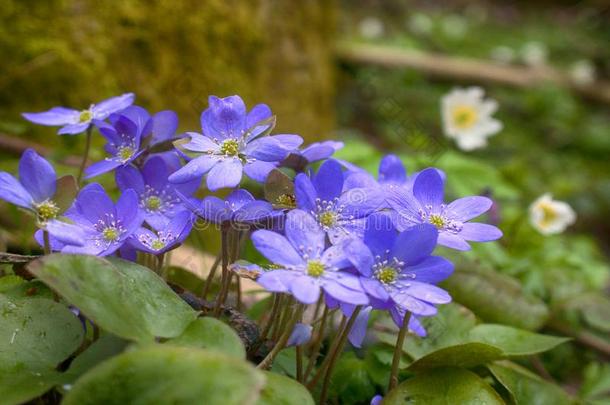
[190,189,278,226]
[45,183,143,256]
[388,168,502,250]
[0,149,70,223]
[127,210,193,255]
[116,156,199,229]
[84,112,148,179]
[286,323,313,347]
[168,95,303,191]
[295,159,384,244]
[344,213,453,335]
[22,93,134,135]
[252,209,369,305]
[344,154,414,191]
[282,141,344,171]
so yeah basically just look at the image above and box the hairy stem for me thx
[257,304,304,370]
[42,230,51,255]
[304,306,329,380]
[388,312,411,392]
[76,126,92,186]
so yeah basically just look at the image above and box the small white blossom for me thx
[359,17,384,39]
[529,193,576,235]
[570,60,596,86]
[408,13,433,35]
[521,41,548,67]
[440,87,502,151]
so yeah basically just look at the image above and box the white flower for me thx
[529,193,576,235]
[570,60,596,86]
[521,41,548,67]
[440,87,502,151]
[359,17,384,39]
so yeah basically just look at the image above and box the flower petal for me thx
[91,93,135,119]
[348,306,372,348]
[438,232,471,251]
[141,156,170,191]
[314,160,344,202]
[115,165,145,194]
[116,189,143,235]
[181,133,219,153]
[234,200,274,223]
[390,292,437,316]
[363,213,396,257]
[243,161,276,183]
[285,209,325,258]
[46,220,87,247]
[201,95,246,139]
[251,230,304,266]
[226,189,255,210]
[360,277,390,301]
[206,158,243,191]
[73,184,114,224]
[257,269,297,293]
[338,187,384,219]
[200,196,231,224]
[459,222,502,242]
[405,256,454,284]
[84,159,122,179]
[387,187,422,225]
[0,173,33,209]
[391,224,438,266]
[294,173,317,212]
[322,277,369,305]
[150,110,178,144]
[245,103,273,141]
[413,168,445,208]
[378,154,407,184]
[58,123,90,135]
[446,196,493,221]
[244,136,293,162]
[22,107,78,126]
[291,276,321,304]
[343,239,374,277]
[18,149,56,203]
[168,156,218,184]
[405,282,451,304]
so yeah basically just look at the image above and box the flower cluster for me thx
[2,92,505,386]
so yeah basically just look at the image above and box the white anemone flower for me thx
[441,87,502,151]
[529,193,576,235]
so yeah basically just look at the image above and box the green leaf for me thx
[328,352,376,404]
[407,343,504,372]
[580,362,610,403]
[443,270,549,330]
[165,317,246,359]
[0,294,83,404]
[0,295,83,369]
[62,345,265,405]
[256,371,314,405]
[469,324,569,356]
[164,265,204,294]
[63,334,130,383]
[27,254,197,342]
[384,368,505,405]
[0,365,61,405]
[0,275,26,293]
[489,361,573,405]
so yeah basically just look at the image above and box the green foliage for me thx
[27,254,197,342]
[328,352,376,404]
[61,346,265,405]
[385,368,504,404]
[165,317,246,359]
[256,371,315,405]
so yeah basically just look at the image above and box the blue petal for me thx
[206,158,243,191]
[73,183,114,224]
[141,156,170,191]
[363,213,397,257]
[285,209,325,258]
[406,256,454,284]
[22,107,78,126]
[168,155,218,184]
[251,230,304,266]
[347,306,371,348]
[0,173,33,209]
[390,292,437,316]
[109,106,150,137]
[386,187,423,225]
[58,123,90,135]
[84,159,122,179]
[18,149,56,203]
[291,275,321,304]
[294,173,317,212]
[200,196,232,224]
[378,154,407,184]
[226,189,255,210]
[322,275,369,305]
[181,132,219,152]
[438,232,471,251]
[257,269,298,293]
[343,239,374,276]
[116,189,143,236]
[413,168,445,208]
[360,277,390,301]
[245,103,273,141]
[150,110,178,144]
[115,165,145,194]
[314,160,344,201]
[337,187,384,219]
[405,282,451,304]
[91,93,135,119]
[201,95,246,140]
[46,220,87,247]
[459,223,502,242]
[244,136,293,162]
[243,161,276,183]
[391,224,438,266]
[447,196,493,221]
[287,323,312,347]
[234,201,274,223]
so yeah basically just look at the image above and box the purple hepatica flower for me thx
[168,95,303,191]
[344,154,414,192]
[45,183,143,256]
[252,209,369,305]
[128,210,192,255]
[295,159,384,244]
[388,168,502,251]
[0,149,73,223]
[286,323,313,347]
[344,214,453,336]
[22,93,134,135]
[116,156,199,229]
[191,189,277,226]
[84,114,146,179]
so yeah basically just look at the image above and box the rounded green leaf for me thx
[165,317,246,359]
[256,371,314,405]
[27,254,197,342]
[407,343,504,372]
[328,352,376,404]
[62,345,265,405]
[0,365,60,405]
[0,295,83,368]
[443,270,549,330]
[469,324,570,356]
[385,367,505,405]
[489,361,573,405]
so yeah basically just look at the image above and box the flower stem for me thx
[388,312,411,392]
[304,306,329,380]
[257,304,304,370]
[318,306,362,405]
[249,293,282,356]
[307,315,347,389]
[43,230,51,255]
[296,345,304,383]
[201,254,221,300]
[77,126,92,186]
[213,227,230,317]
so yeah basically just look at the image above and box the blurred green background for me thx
[0,1,609,401]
